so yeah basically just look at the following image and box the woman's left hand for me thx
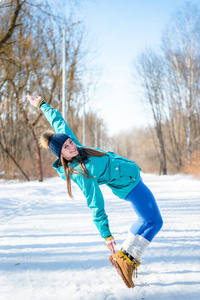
[26,94,43,107]
[105,235,116,254]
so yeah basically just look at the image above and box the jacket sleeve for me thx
[40,102,82,147]
[72,175,111,238]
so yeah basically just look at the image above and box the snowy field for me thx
[0,173,200,300]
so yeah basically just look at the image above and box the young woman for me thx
[26,94,163,288]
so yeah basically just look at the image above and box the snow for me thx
[0,173,200,300]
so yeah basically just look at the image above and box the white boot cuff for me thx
[122,231,136,251]
[126,234,150,262]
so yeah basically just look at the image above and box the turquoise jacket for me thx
[40,103,141,238]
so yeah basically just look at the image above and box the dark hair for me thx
[60,147,107,198]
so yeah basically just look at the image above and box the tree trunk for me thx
[31,130,43,182]
[0,140,30,181]
[156,124,167,175]
[18,99,43,182]
[187,115,192,165]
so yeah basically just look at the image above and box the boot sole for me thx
[109,256,134,288]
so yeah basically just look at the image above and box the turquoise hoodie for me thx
[40,103,141,238]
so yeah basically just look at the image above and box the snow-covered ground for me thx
[0,173,200,300]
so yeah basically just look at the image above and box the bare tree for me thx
[0,0,25,54]
[0,0,100,180]
[162,2,200,165]
[136,49,167,174]
[133,3,200,175]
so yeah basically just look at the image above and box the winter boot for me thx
[109,249,140,288]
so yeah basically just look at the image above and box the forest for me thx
[0,1,200,180]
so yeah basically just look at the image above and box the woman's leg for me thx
[125,178,163,241]
[122,179,163,261]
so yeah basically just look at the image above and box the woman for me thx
[26,94,163,288]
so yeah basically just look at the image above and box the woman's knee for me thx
[154,215,163,231]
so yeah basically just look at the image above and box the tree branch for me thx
[0,0,25,51]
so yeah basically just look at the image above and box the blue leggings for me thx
[124,178,163,242]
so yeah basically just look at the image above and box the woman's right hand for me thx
[26,94,43,107]
[105,235,116,254]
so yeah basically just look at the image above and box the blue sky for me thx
[73,0,194,135]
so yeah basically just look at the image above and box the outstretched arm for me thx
[72,174,116,253]
[26,94,82,147]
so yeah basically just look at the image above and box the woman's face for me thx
[61,139,79,160]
